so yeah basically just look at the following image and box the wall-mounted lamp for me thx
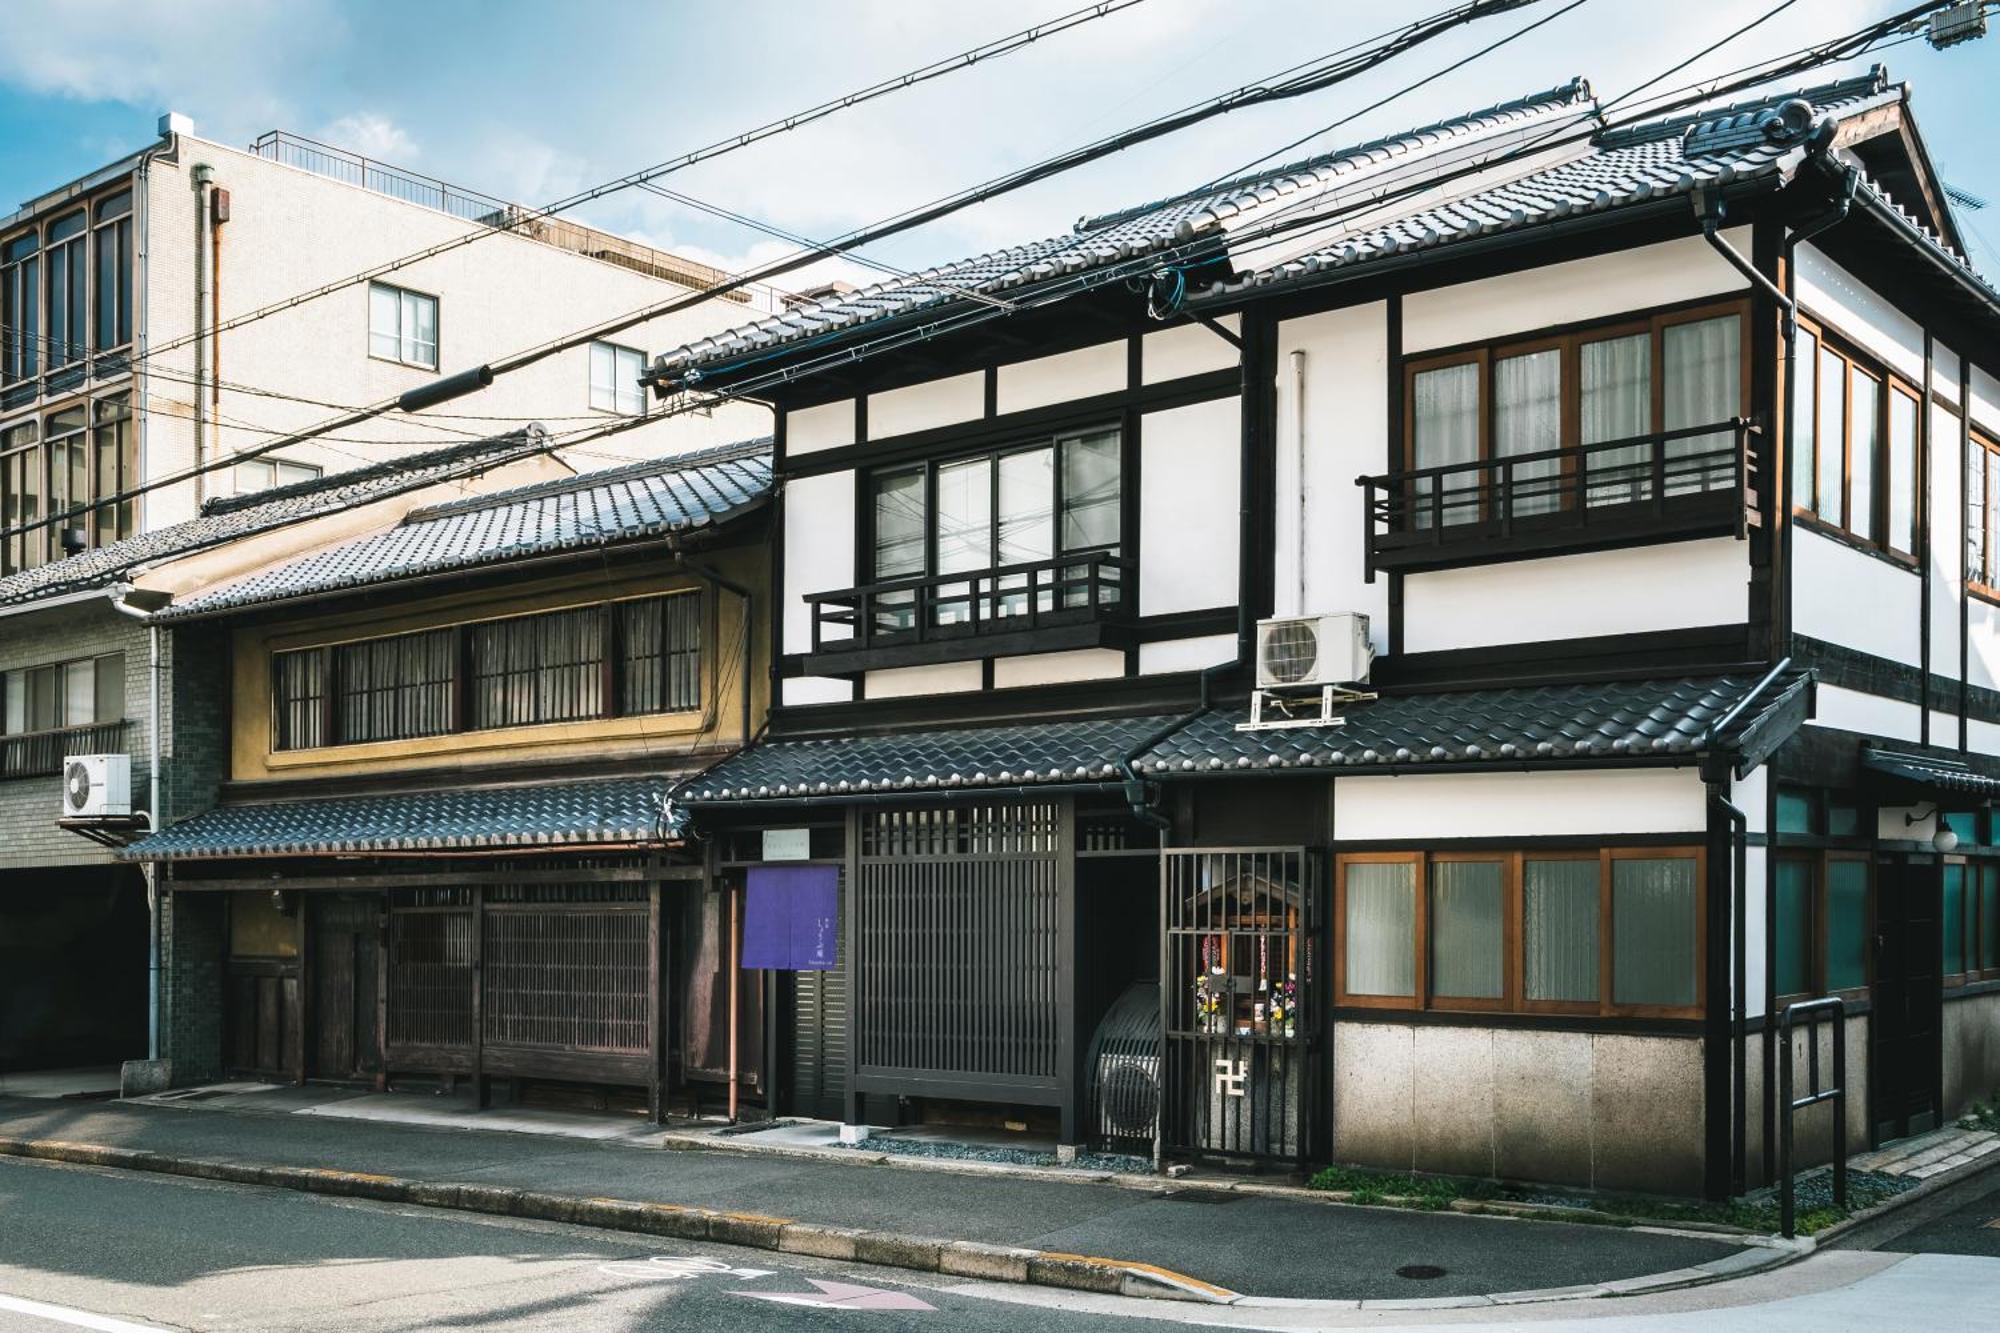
[1906,805,1959,853]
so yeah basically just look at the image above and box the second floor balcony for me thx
[0,718,129,781]
[1358,419,1759,576]
[803,550,1134,675]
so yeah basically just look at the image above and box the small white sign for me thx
[762,828,811,862]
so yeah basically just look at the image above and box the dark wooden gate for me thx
[851,802,1072,1118]
[309,895,382,1082]
[1872,854,1943,1141]
[1162,848,1324,1165]
[385,888,476,1075]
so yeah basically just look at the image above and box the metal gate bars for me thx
[1161,848,1325,1165]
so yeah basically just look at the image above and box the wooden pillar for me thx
[375,896,389,1093]
[472,885,487,1110]
[842,805,862,1128]
[647,879,664,1125]
[1057,797,1080,1149]
[291,894,309,1087]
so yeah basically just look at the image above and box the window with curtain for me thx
[336,628,457,744]
[1794,322,1918,559]
[620,591,701,714]
[368,281,438,369]
[1971,430,2000,592]
[1337,848,1702,1015]
[1403,303,1743,526]
[865,428,1122,627]
[470,606,604,729]
[1,653,121,735]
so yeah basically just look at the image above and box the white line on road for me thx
[0,1293,171,1333]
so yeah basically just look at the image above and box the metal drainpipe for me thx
[132,135,168,535]
[108,590,161,1060]
[1291,348,1308,618]
[192,163,213,505]
[1118,660,1232,829]
[674,550,754,749]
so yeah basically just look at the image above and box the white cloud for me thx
[317,113,417,163]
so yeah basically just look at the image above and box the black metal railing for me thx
[0,719,129,780]
[806,550,1131,654]
[1358,419,1758,574]
[1777,995,1848,1239]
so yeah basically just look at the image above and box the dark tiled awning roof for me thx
[1136,671,1812,777]
[678,714,1181,804]
[122,776,680,861]
[1861,748,2000,799]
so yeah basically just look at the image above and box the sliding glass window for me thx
[1793,320,1919,561]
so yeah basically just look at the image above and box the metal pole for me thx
[1779,1009,1795,1238]
[1833,1004,1848,1212]
[728,881,740,1123]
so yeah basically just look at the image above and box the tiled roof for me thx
[0,428,554,608]
[678,713,1181,803]
[122,775,680,861]
[1136,671,1812,776]
[156,438,772,620]
[1861,747,2000,798]
[649,81,1594,387]
[1207,74,1908,297]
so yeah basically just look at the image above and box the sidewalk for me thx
[0,1092,1753,1305]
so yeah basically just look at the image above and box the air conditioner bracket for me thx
[1237,685,1377,732]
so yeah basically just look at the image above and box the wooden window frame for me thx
[1791,315,1921,566]
[1974,861,2000,983]
[267,589,705,753]
[1775,850,1874,1006]
[1942,855,1973,989]
[1335,845,1705,1020]
[1971,427,2000,600]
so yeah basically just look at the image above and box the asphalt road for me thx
[1886,1173,2000,1260]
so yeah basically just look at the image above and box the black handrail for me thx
[1777,995,1848,1239]
[807,550,1130,653]
[0,719,130,780]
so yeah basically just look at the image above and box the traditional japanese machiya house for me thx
[647,66,2000,1198]
[118,440,772,1117]
[0,429,566,1079]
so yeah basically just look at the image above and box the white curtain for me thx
[1792,329,1819,513]
[1431,860,1504,998]
[1888,389,1918,553]
[1815,346,1845,523]
[1411,363,1479,527]
[1580,333,1650,505]
[1345,862,1415,997]
[1524,859,1600,1002]
[1663,315,1740,495]
[1494,350,1561,517]
[1849,372,1879,540]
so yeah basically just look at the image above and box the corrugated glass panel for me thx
[1612,856,1697,1007]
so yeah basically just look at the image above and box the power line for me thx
[0,0,1547,546]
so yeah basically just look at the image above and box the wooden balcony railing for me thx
[1358,418,1759,575]
[805,550,1133,665]
[0,719,130,780]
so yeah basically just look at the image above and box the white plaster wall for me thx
[1402,230,1749,353]
[144,137,762,528]
[1331,769,1707,841]
[996,341,1125,414]
[1796,244,1926,386]
[1138,633,1237,676]
[788,399,855,457]
[1400,538,1747,654]
[1968,598,2000,695]
[990,648,1123,690]
[1930,393,1965,683]
[1970,717,2000,759]
[1139,396,1240,615]
[1974,365,2000,439]
[1142,316,1238,384]
[1792,527,1922,666]
[865,663,982,698]
[783,471,855,654]
[1807,689,1922,742]
[1935,344,1962,408]
[783,676,853,706]
[1275,303,1391,653]
[867,372,982,440]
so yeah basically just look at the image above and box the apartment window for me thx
[92,190,133,353]
[270,592,701,751]
[0,395,137,574]
[1,419,39,572]
[1970,430,2000,594]
[1791,322,1919,559]
[1336,847,1704,1017]
[44,211,86,372]
[1404,303,1744,525]
[368,282,438,369]
[1,653,123,734]
[867,428,1121,631]
[44,404,88,544]
[1,231,38,389]
[589,341,647,415]
[235,457,324,494]
[90,395,134,548]
[1774,853,1871,1001]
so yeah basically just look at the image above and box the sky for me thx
[0,0,1996,292]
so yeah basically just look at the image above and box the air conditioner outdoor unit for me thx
[62,754,130,818]
[1243,613,1375,731]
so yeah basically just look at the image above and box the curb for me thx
[0,1136,1234,1305]
[1815,1145,2000,1252]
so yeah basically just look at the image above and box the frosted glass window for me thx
[1059,431,1121,551]
[1494,350,1561,516]
[1826,859,1868,992]
[1774,859,1812,998]
[1612,857,1697,1007]
[1663,315,1739,494]
[1981,865,2000,973]
[1411,362,1478,527]
[1816,346,1844,524]
[1581,332,1650,506]
[1887,387,1918,555]
[1345,862,1416,997]
[1985,449,1999,589]
[1524,858,1600,1002]
[997,448,1053,618]
[1431,860,1504,998]
[61,659,94,726]
[1791,329,1817,511]
[1850,371,1879,543]
[1944,864,1967,976]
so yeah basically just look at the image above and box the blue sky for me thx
[1,0,1996,283]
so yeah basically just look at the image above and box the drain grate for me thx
[1395,1264,1447,1281]
[1160,1188,1243,1205]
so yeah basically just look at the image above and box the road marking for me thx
[597,1255,775,1282]
[732,1279,935,1311]
[0,1293,172,1333]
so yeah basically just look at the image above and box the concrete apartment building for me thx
[0,112,777,1078]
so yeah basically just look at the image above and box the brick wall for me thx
[159,886,225,1082]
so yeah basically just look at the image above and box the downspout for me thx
[1118,660,1233,830]
[132,134,169,535]
[1291,348,1308,617]
[191,163,214,505]
[108,590,161,1061]
[1708,785,1749,1199]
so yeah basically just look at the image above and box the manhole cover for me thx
[1395,1264,1447,1281]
